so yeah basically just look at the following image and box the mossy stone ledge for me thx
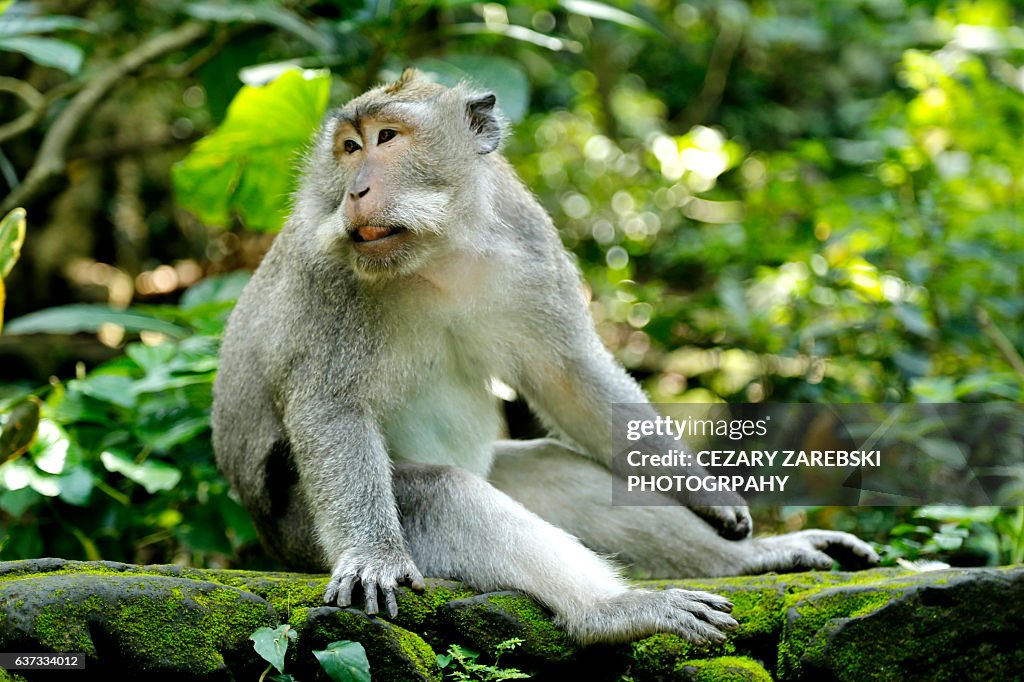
[0,559,1021,681]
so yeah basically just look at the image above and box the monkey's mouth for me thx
[351,225,407,244]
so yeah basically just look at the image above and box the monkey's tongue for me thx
[357,225,395,242]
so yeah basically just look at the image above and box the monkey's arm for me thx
[284,401,425,616]
[512,297,752,539]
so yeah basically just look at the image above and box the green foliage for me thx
[0,273,258,565]
[885,505,1024,566]
[251,623,298,676]
[414,55,530,123]
[0,2,94,74]
[0,207,26,332]
[313,640,372,682]
[437,638,530,681]
[173,68,332,232]
[250,626,372,682]
[4,304,191,338]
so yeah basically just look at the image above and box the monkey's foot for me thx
[324,548,426,618]
[564,588,738,645]
[691,504,753,540]
[751,530,880,573]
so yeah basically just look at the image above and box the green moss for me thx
[394,580,477,631]
[491,593,577,660]
[29,576,272,675]
[442,593,577,662]
[724,588,784,637]
[676,655,773,682]
[628,632,733,678]
[0,667,29,682]
[777,587,897,678]
[299,608,440,681]
[32,593,105,653]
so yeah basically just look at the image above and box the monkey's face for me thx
[318,72,503,280]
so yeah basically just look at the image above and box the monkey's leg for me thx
[392,462,737,645]
[488,439,879,578]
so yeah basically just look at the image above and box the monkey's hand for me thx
[647,588,738,645]
[324,547,426,618]
[570,589,738,645]
[748,530,880,573]
[690,503,753,540]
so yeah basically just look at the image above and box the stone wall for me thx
[0,559,1021,681]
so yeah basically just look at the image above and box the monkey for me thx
[211,69,878,646]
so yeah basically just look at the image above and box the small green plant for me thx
[312,641,371,682]
[437,638,530,681]
[250,624,371,682]
[251,624,298,682]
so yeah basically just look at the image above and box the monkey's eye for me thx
[377,129,397,145]
[343,139,361,154]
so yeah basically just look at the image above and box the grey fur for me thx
[212,70,878,644]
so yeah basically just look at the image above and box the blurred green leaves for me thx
[173,68,331,231]
[0,3,94,74]
[0,207,26,332]
[0,274,257,564]
[416,55,530,123]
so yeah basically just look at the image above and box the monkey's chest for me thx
[381,338,502,477]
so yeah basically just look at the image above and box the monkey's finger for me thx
[688,592,733,613]
[791,548,835,571]
[821,535,880,567]
[384,586,399,619]
[336,575,356,607]
[364,579,380,615]
[697,608,739,631]
[406,568,426,592]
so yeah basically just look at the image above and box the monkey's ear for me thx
[466,93,502,155]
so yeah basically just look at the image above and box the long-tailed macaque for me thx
[212,70,877,645]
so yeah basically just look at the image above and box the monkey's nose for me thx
[350,186,370,200]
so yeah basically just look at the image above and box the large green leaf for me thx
[4,304,190,338]
[415,55,530,123]
[173,68,331,231]
[0,207,26,331]
[313,640,371,682]
[559,0,655,32]
[0,207,26,280]
[251,624,297,674]
[99,450,182,494]
[0,35,82,74]
[0,396,39,461]
[185,2,334,53]
[0,14,95,37]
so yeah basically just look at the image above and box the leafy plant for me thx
[0,207,26,332]
[172,68,332,232]
[252,624,298,682]
[0,1,94,75]
[313,640,371,682]
[0,272,258,566]
[437,638,530,681]
[250,625,371,682]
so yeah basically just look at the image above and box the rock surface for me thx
[0,559,1021,681]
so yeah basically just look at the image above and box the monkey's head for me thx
[297,69,506,280]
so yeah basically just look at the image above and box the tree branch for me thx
[674,16,743,131]
[976,306,1024,379]
[0,77,45,144]
[1,21,209,213]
